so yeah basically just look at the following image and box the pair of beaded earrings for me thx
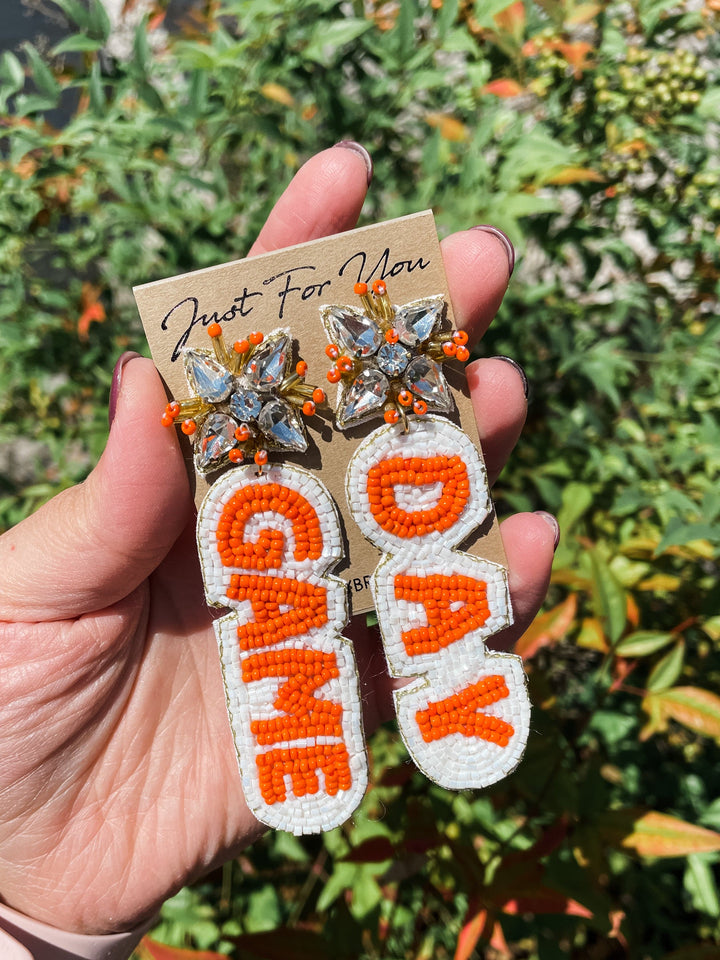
[162,280,530,836]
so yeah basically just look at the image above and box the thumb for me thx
[0,356,191,621]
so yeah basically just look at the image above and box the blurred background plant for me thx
[1,0,719,957]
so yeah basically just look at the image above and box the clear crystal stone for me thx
[246,334,289,391]
[230,388,262,420]
[257,399,307,452]
[394,296,444,346]
[376,341,411,377]
[323,305,382,358]
[405,355,452,411]
[337,368,389,426]
[184,350,233,403]
[195,413,238,471]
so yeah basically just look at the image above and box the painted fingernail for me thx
[494,356,529,399]
[534,511,560,551]
[472,225,515,277]
[109,351,142,426]
[334,140,373,186]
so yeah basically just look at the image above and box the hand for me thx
[0,145,557,935]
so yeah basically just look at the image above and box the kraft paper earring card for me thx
[133,211,507,618]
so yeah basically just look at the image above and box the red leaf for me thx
[138,939,226,960]
[455,903,491,960]
[483,78,524,98]
[493,1,526,37]
[502,892,593,918]
[343,836,395,862]
[516,595,577,659]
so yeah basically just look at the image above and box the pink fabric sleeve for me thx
[0,901,156,960]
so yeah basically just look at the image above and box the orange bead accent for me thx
[337,355,353,373]
[456,345,470,362]
[243,649,342,745]
[166,401,181,416]
[303,400,316,416]
[372,279,387,296]
[256,743,352,804]
[249,331,264,346]
[254,449,268,466]
[161,412,174,427]
[327,367,342,383]
[216,483,324,568]
[384,409,399,424]
[452,330,468,346]
[325,344,340,360]
[208,322,223,338]
[397,389,413,407]
[416,676,513,745]
[234,339,250,354]
[413,399,428,416]
[394,572,491,655]
[235,425,251,442]
[354,282,368,296]
[442,342,457,357]
[229,449,244,463]
[227,573,329,650]
[312,387,326,404]
[365,454,469,537]
[296,360,308,377]
[181,419,196,435]
[385,328,399,344]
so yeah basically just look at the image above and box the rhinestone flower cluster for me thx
[321,280,470,430]
[161,323,325,476]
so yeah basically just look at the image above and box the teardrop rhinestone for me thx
[377,341,410,377]
[337,368,389,426]
[195,413,238,472]
[257,399,308,452]
[322,305,382,358]
[405,355,452,411]
[230,388,262,420]
[394,296,445,346]
[245,334,290,391]
[184,350,233,403]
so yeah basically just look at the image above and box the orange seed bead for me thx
[312,387,325,404]
[302,400,316,416]
[166,401,180,416]
[229,449,244,463]
[235,425,250,442]
[452,330,468,346]
[442,342,457,357]
[161,412,174,427]
[385,328,399,344]
[181,419,196,435]
[249,331,264,345]
[398,389,413,407]
[372,279,387,296]
[296,360,308,376]
[456,345,470,362]
[384,409,399,424]
[254,449,268,466]
[208,322,223,338]
[327,367,341,383]
[234,339,250,354]
[413,399,428,416]
[354,281,368,295]
[337,355,353,373]
[325,344,340,360]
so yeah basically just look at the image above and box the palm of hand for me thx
[0,147,555,935]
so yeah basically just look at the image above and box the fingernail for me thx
[109,351,142,426]
[534,511,560,550]
[334,140,373,186]
[493,356,529,399]
[472,225,515,277]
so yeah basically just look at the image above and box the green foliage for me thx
[2,0,720,957]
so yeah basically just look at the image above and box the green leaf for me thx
[49,0,91,29]
[646,641,685,693]
[588,548,627,645]
[645,686,720,741]
[23,43,60,103]
[53,35,105,55]
[615,631,674,658]
[304,19,372,67]
[684,854,720,916]
[557,481,593,534]
[244,885,281,933]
